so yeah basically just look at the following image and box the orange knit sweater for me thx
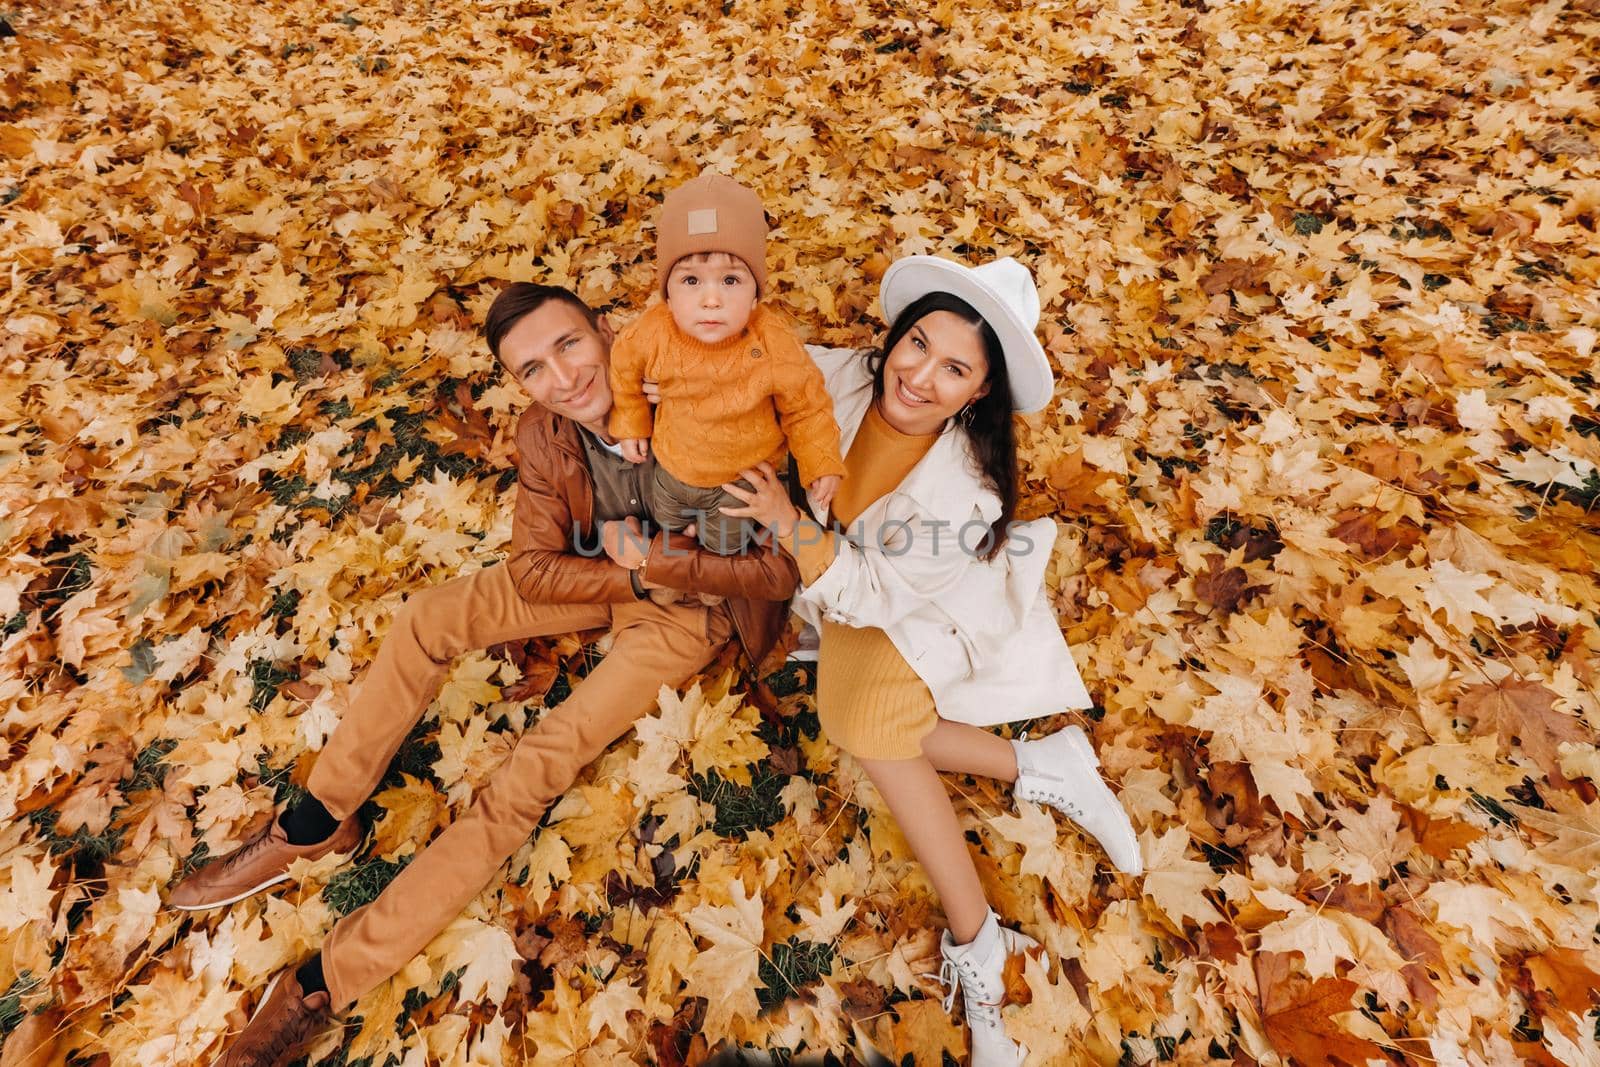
[607,303,845,489]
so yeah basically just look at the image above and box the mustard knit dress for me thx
[793,400,941,760]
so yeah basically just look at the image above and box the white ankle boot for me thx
[1012,726,1143,876]
[936,909,1045,1067]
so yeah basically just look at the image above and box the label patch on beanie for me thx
[686,208,718,235]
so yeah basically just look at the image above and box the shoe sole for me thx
[786,650,819,662]
[170,871,295,912]
[248,971,283,1024]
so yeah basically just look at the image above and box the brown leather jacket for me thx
[505,406,799,666]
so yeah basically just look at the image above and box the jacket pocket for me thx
[908,619,976,690]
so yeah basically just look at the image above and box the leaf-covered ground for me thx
[3,0,1599,1064]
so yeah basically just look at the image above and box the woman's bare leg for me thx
[920,720,1019,782]
[858,754,989,944]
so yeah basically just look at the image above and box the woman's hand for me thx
[642,378,661,405]
[720,462,800,539]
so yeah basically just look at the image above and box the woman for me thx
[722,255,1142,1066]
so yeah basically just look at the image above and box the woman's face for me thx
[877,310,992,435]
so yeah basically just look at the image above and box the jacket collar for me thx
[829,355,1001,525]
[535,406,590,461]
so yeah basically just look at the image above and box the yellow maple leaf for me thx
[584,974,645,1042]
[683,879,766,1040]
[1009,952,1092,1064]
[236,375,299,422]
[524,975,585,1063]
[369,774,448,858]
[346,955,431,1064]
[433,652,503,724]
[686,691,769,786]
[1140,827,1224,929]
[425,916,521,1008]
[643,917,697,1019]
[0,849,57,935]
[519,829,572,914]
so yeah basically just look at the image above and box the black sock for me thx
[296,954,327,997]
[280,795,339,846]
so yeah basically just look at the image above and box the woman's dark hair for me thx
[866,291,1017,561]
[483,283,598,364]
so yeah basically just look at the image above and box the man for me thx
[174,283,800,1066]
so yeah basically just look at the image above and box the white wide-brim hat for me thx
[878,255,1055,413]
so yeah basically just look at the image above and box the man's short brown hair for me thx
[483,283,598,363]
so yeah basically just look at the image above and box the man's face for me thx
[499,299,614,426]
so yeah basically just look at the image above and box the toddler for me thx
[609,172,844,554]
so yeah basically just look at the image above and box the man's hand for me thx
[600,516,651,570]
[808,474,841,514]
[620,438,650,463]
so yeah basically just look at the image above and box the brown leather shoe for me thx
[213,966,330,1067]
[169,809,360,911]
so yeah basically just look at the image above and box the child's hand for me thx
[620,438,650,463]
[809,474,840,513]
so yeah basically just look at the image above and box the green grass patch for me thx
[690,767,786,840]
[266,587,302,619]
[255,757,310,810]
[0,972,43,1038]
[324,855,412,916]
[756,936,834,1011]
[248,658,298,713]
[28,806,125,864]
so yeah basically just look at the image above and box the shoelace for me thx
[219,825,275,872]
[256,995,321,1065]
[1013,733,1088,817]
[934,958,960,1013]
[927,959,1003,1026]
[1033,788,1086,820]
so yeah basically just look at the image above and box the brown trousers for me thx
[306,564,731,1010]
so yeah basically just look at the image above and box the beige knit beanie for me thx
[656,173,769,297]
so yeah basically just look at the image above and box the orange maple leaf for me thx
[1458,678,1593,788]
[1254,952,1389,1067]
[1521,946,1600,1038]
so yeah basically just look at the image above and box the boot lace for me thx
[1013,733,1089,820]
[927,958,1002,1029]
[1030,787,1085,820]
[934,958,960,1013]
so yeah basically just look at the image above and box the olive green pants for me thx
[650,463,759,556]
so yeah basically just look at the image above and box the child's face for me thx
[665,253,758,345]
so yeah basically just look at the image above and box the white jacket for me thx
[793,346,1093,727]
